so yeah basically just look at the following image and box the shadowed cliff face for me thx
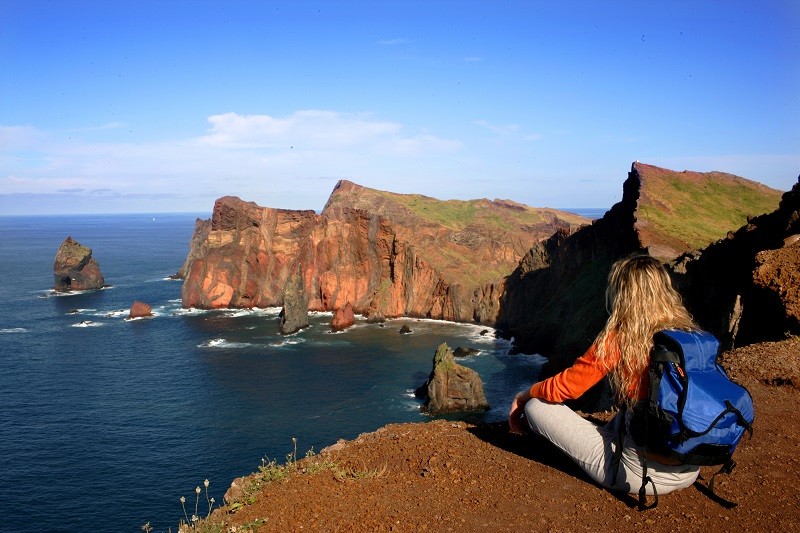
[497,169,642,364]
[180,185,585,322]
[496,162,785,371]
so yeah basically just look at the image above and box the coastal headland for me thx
[176,161,799,531]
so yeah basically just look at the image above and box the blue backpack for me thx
[626,329,754,508]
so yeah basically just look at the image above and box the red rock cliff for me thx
[181,184,587,323]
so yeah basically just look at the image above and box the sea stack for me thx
[128,301,153,319]
[418,343,489,414]
[331,302,355,331]
[279,267,309,335]
[53,237,105,292]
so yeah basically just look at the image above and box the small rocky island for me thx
[416,343,489,414]
[53,236,106,292]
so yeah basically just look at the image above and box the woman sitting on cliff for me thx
[508,254,700,497]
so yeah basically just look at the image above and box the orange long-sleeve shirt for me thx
[529,341,647,403]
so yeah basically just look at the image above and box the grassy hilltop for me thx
[322,179,589,287]
[635,163,783,254]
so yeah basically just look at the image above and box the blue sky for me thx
[1,1,798,215]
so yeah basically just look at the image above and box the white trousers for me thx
[524,398,699,495]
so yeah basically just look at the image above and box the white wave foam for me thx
[123,315,153,321]
[174,307,210,316]
[104,309,129,318]
[71,321,102,328]
[65,308,95,315]
[269,338,305,348]
[173,306,283,317]
[401,400,423,412]
[0,328,28,334]
[51,289,90,297]
[217,307,281,318]
[197,338,254,349]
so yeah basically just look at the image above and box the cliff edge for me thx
[189,337,799,532]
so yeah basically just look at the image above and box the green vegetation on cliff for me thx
[637,165,783,251]
[322,180,589,288]
[324,180,587,232]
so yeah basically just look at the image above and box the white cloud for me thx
[199,110,403,149]
[0,111,464,210]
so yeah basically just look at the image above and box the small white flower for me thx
[180,496,186,504]
[195,486,201,494]
[204,479,210,488]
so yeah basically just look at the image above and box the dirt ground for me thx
[193,337,800,532]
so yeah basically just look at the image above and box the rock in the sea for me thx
[419,343,489,414]
[331,302,355,331]
[399,324,412,335]
[453,347,480,358]
[128,301,153,319]
[280,268,309,335]
[53,236,105,291]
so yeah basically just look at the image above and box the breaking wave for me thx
[197,338,255,349]
[0,328,28,334]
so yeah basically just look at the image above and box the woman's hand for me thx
[508,389,532,435]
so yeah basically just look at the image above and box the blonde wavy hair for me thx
[594,254,696,405]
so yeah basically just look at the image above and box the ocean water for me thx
[0,213,546,532]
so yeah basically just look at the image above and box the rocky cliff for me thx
[497,162,784,369]
[670,175,800,349]
[180,163,785,357]
[53,236,106,292]
[180,182,587,322]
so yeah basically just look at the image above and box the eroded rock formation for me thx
[175,218,212,279]
[331,302,355,331]
[418,343,489,414]
[180,183,587,322]
[280,267,309,335]
[53,237,105,292]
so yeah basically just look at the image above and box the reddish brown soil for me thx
[196,338,800,532]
